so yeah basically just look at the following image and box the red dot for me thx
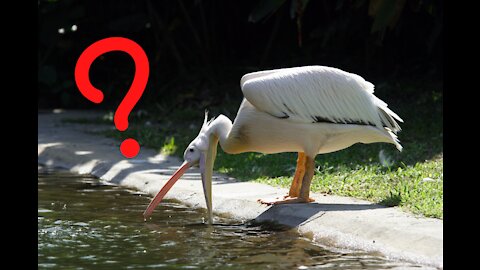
[120,138,140,158]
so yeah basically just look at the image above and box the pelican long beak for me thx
[143,161,191,220]
[199,153,213,224]
[143,135,218,224]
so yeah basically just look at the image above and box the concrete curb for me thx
[38,110,443,269]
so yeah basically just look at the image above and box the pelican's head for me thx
[183,117,211,165]
[143,112,216,224]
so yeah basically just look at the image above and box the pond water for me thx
[38,167,430,269]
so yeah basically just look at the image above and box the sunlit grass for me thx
[252,155,442,218]
[161,137,177,155]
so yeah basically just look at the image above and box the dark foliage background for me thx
[38,0,442,112]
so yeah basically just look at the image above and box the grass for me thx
[65,82,443,219]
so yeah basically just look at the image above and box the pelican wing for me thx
[240,66,403,132]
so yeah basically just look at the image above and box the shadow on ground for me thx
[253,203,386,228]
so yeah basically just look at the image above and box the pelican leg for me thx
[288,152,306,197]
[298,156,316,202]
[258,155,316,205]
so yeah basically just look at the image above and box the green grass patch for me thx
[72,83,443,219]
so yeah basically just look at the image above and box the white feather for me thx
[240,66,403,133]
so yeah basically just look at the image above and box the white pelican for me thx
[143,66,403,223]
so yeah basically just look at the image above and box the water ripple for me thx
[38,168,431,270]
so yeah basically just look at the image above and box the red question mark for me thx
[74,37,149,158]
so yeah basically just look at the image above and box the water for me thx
[38,167,429,269]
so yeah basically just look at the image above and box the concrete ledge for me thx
[38,110,443,269]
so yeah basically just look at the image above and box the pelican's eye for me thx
[189,148,195,153]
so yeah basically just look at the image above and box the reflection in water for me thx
[38,167,430,269]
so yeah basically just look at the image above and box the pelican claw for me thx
[257,196,315,205]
